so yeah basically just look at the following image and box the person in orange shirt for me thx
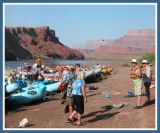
[34,56,44,81]
[35,56,42,68]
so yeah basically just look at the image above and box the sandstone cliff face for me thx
[84,29,155,54]
[5,26,84,60]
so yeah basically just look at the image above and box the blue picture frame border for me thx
[0,0,159,132]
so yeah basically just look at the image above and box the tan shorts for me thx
[133,79,142,96]
[66,97,73,106]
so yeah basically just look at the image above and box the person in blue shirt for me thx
[62,67,70,82]
[67,71,87,126]
[16,75,27,90]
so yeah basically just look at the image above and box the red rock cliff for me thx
[5,26,84,60]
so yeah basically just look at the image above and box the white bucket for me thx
[18,118,29,128]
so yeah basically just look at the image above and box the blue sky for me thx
[5,4,155,47]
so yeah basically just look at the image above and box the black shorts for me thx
[144,82,151,89]
[73,95,84,114]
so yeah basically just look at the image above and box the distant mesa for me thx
[5,26,84,61]
[81,29,155,54]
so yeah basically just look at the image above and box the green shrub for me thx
[139,53,155,64]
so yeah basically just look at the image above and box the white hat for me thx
[142,60,148,64]
[131,59,137,63]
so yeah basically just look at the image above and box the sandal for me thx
[73,122,86,126]
[66,118,74,123]
[73,122,82,126]
[65,117,77,123]
[143,100,151,106]
[73,117,78,122]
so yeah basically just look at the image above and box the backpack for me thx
[58,84,64,91]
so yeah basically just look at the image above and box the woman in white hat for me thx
[130,59,143,109]
[141,60,152,105]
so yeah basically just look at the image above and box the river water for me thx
[5,59,116,69]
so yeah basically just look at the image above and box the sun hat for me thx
[142,60,148,64]
[131,59,137,63]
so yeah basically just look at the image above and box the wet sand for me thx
[5,64,155,129]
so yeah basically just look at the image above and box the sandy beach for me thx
[4,62,156,129]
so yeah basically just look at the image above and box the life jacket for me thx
[130,65,142,78]
[58,83,64,91]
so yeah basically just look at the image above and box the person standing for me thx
[67,71,87,126]
[60,66,70,104]
[130,59,143,109]
[141,60,152,105]
[65,68,77,120]
[7,70,17,84]
[7,73,14,85]
[35,56,42,68]
[96,64,102,69]
[75,64,81,76]
[34,56,44,81]
[62,67,70,82]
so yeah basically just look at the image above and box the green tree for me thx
[139,53,155,64]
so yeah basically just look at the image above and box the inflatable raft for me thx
[45,81,61,92]
[23,81,61,93]
[101,68,113,74]
[8,83,46,104]
[5,83,18,93]
[84,70,94,78]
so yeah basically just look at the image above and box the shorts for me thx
[144,82,151,89]
[144,82,151,96]
[133,79,142,96]
[73,95,84,114]
[66,97,73,106]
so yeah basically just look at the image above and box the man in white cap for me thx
[141,59,152,105]
[130,59,143,109]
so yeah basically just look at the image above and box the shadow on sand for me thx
[142,99,155,107]
[86,93,100,97]
[26,124,35,128]
[82,109,112,119]
[85,112,119,123]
